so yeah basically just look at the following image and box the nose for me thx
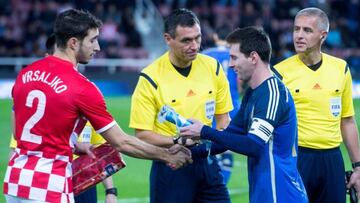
[189,40,199,50]
[94,40,101,52]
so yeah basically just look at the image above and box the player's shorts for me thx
[297,146,346,203]
[5,195,48,203]
[74,186,97,203]
[150,156,230,203]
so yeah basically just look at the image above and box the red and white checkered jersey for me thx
[4,56,116,202]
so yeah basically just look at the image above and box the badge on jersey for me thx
[80,126,92,142]
[330,97,341,117]
[205,100,215,120]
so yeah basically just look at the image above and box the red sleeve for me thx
[76,82,115,133]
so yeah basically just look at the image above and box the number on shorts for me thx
[20,90,46,144]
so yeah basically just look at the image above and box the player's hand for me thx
[166,144,193,169]
[74,142,96,159]
[347,167,360,197]
[179,119,204,140]
[105,194,118,203]
[168,144,191,156]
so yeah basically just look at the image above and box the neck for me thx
[298,50,322,66]
[53,48,77,67]
[249,64,272,89]
[169,51,191,68]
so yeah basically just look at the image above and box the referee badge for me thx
[205,100,215,120]
[330,97,341,117]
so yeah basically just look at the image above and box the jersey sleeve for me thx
[215,63,233,115]
[129,74,157,131]
[76,83,115,134]
[341,66,355,117]
[248,79,285,144]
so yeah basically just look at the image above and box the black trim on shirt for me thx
[216,61,220,76]
[307,60,322,71]
[172,63,192,77]
[270,66,283,80]
[345,64,349,74]
[139,73,157,89]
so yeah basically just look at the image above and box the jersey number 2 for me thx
[20,90,46,144]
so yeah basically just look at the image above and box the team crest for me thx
[330,97,341,117]
[205,100,215,120]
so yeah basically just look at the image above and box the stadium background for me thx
[0,0,360,202]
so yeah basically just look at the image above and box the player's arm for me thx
[102,177,118,203]
[342,116,360,163]
[183,121,264,157]
[130,73,180,147]
[135,129,175,147]
[101,124,192,168]
[340,70,360,193]
[214,113,230,130]
[79,83,192,169]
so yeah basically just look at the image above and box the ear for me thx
[164,33,172,45]
[67,37,80,51]
[320,31,328,42]
[249,51,258,64]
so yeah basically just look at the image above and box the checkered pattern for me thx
[3,148,74,203]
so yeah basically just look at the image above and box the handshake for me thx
[158,105,208,168]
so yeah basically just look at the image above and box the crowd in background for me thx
[1,0,360,73]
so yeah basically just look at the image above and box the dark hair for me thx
[215,24,232,40]
[45,33,56,54]
[54,9,102,49]
[226,26,272,63]
[164,8,200,38]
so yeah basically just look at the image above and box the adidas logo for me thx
[312,83,321,89]
[187,89,196,97]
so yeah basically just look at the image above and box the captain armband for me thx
[248,117,274,143]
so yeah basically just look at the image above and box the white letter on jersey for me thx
[249,117,274,143]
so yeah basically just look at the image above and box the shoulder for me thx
[195,53,221,75]
[274,55,299,71]
[323,53,348,73]
[255,77,287,107]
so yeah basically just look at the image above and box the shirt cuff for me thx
[200,125,215,140]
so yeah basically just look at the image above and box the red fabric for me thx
[5,56,116,202]
[72,143,126,195]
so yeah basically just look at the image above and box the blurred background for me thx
[1,0,360,202]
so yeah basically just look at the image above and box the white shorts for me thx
[5,195,48,203]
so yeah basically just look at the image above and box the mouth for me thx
[295,41,306,47]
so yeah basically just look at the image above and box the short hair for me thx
[295,7,329,32]
[45,33,56,55]
[226,26,272,63]
[164,8,200,38]
[215,24,232,41]
[54,9,102,49]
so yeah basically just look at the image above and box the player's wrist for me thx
[173,136,181,145]
[105,187,118,196]
[173,136,188,146]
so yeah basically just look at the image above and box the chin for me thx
[78,60,90,65]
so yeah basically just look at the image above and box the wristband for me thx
[352,161,360,169]
[173,136,180,145]
[105,188,118,196]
